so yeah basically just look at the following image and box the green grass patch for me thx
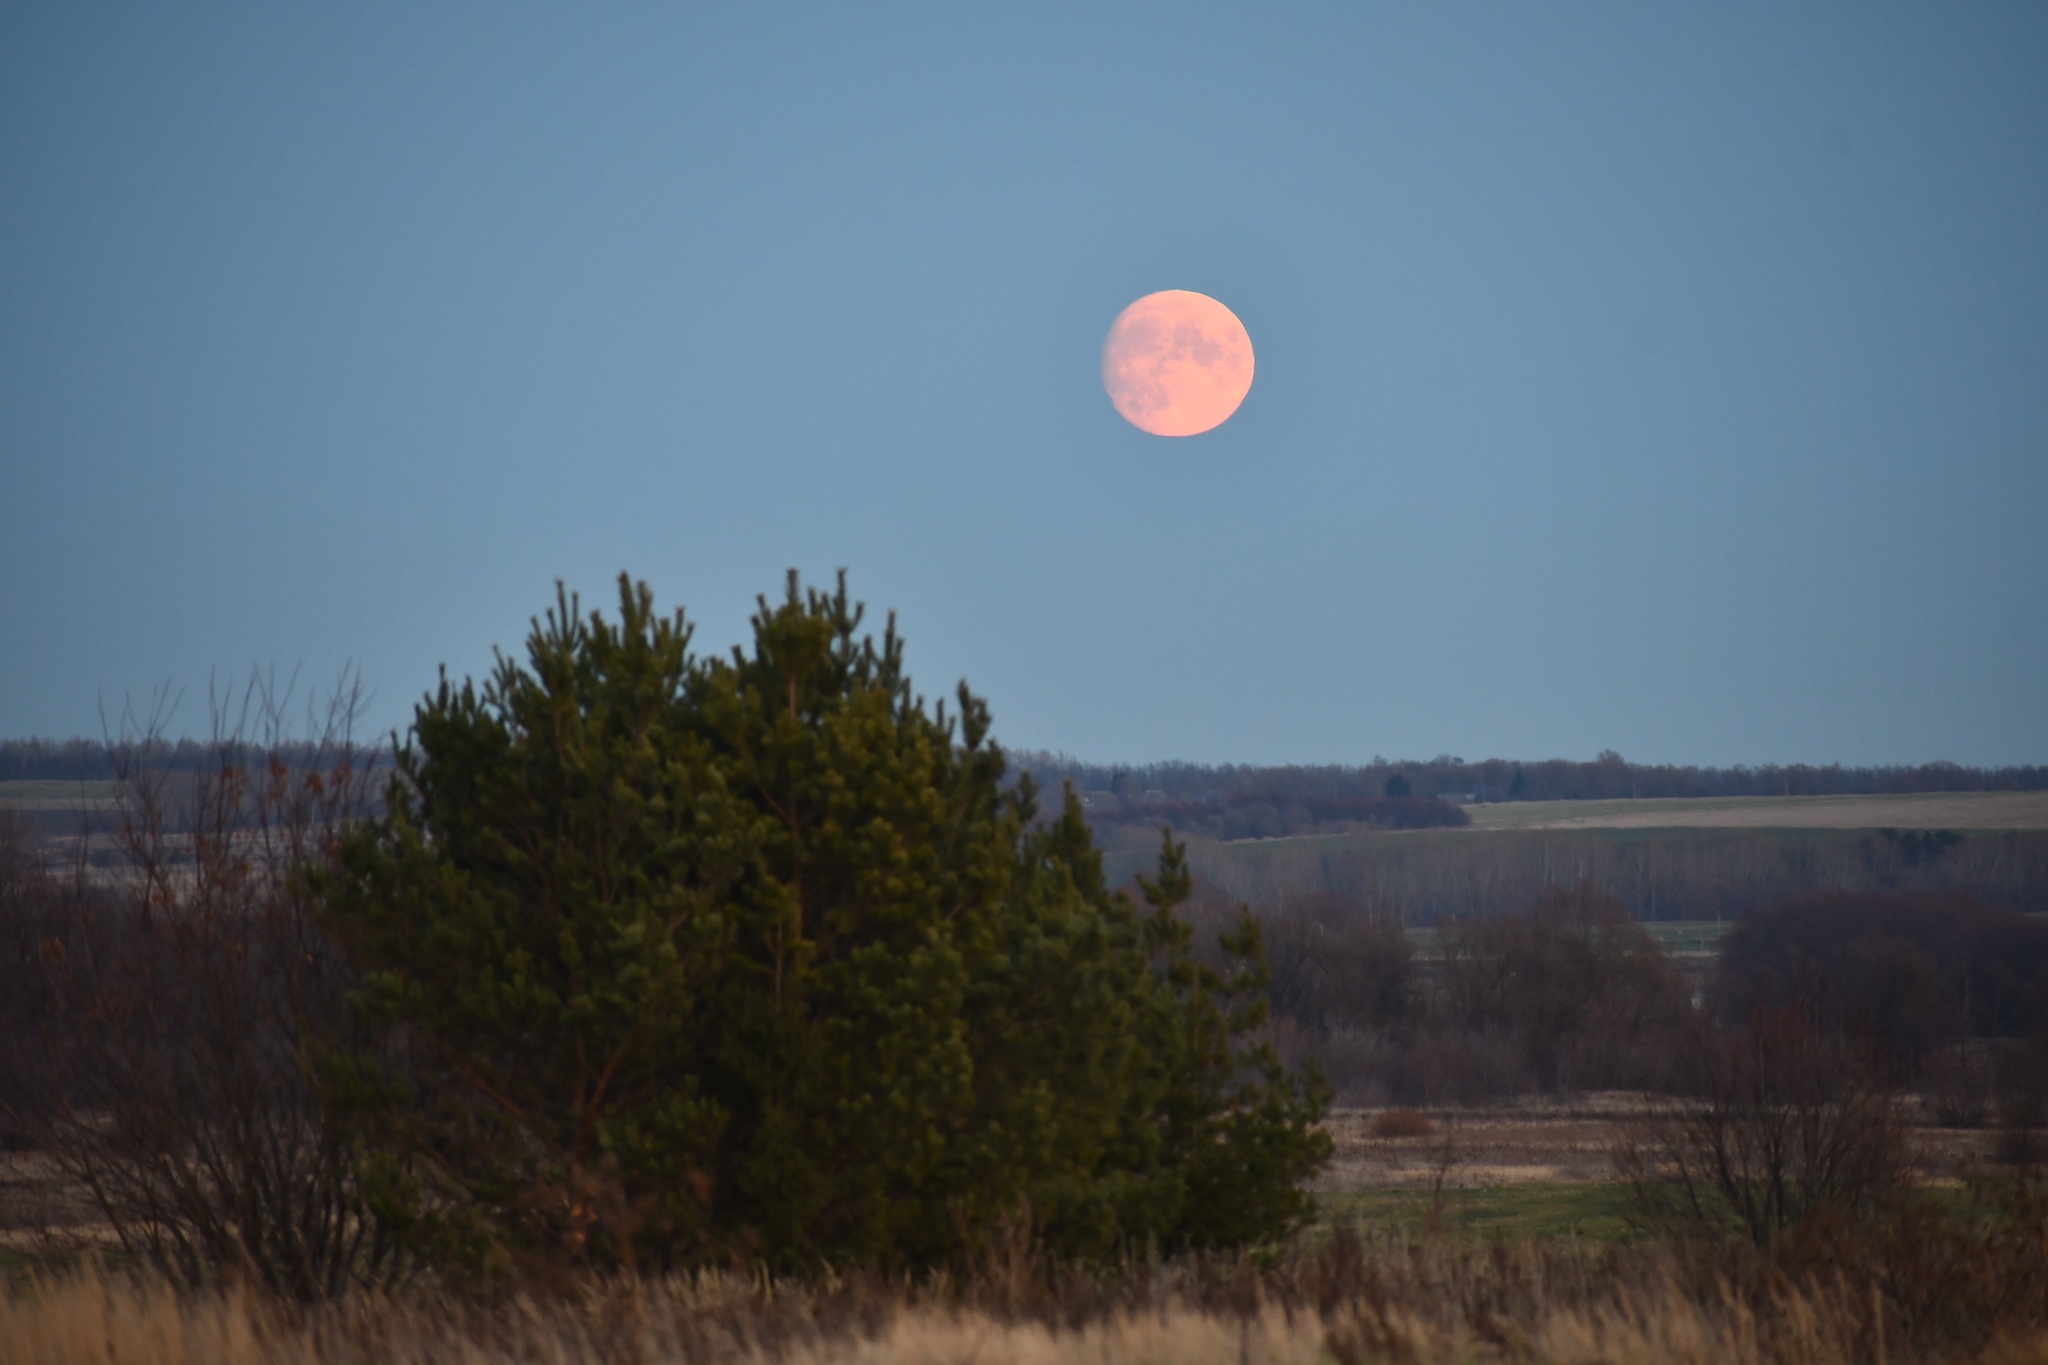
[1317,1181,1639,1244]
[1399,921,1732,955]
[0,780,120,812]
[1637,920,1732,953]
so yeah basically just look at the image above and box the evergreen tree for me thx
[318,574,1328,1272]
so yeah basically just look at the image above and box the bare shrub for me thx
[1293,1025,1540,1109]
[1996,1030,2048,1166]
[1399,1030,1529,1107]
[1262,882,1701,1106]
[1367,1107,1435,1138]
[14,673,405,1297]
[1306,1028,1398,1105]
[1925,1046,1994,1128]
[1999,1126,2045,1168]
[1616,1007,1910,1249]
[1261,891,1413,1036]
[0,809,68,1150]
[1714,891,2048,1082]
[1438,882,1694,1093]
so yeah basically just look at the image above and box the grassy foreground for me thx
[8,1213,2048,1365]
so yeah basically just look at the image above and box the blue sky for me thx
[3,4,2044,765]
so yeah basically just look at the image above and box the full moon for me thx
[1101,290,1255,437]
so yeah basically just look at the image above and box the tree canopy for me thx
[317,573,1329,1273]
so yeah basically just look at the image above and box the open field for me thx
[0,781,119,820]
[18,1098,1998,1262]
[1405,919,1730,960]
[0,782,121,842]
[1635,919,1732,952]
[1318,1182,1636,1243]
[1314,1099,2005,1197]
[1460,789,2048,831]
[1319,1100,1640,1190]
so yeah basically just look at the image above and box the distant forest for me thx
[6,737,2044,800]
[1013,750,2048,808]
[1004,750,2048,843]
[0,737,384,782]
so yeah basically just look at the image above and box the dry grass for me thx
[1321,1098,1659,1189]
[0,1278,1355,1365]
[9,1215,2048,1365]
[0,1277,1880,1365]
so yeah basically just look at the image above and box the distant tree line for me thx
[1080,791,1470,840]
[0,736,392,782]
[1012,749,2048,810]
[11,740,2041,801]
[1128,825,2048,926]
[1205,882,1698,1105]
[1226,878,2048,1119]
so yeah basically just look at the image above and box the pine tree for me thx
[318,573,1329,1272]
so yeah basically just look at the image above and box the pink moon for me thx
[1101,290,1255,437]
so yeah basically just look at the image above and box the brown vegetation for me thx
[1713,891,2048,1080]
[1437,884,1694,1092]
[8,1184,2048,1365]
[1617,1008,1910,1248]
[1130,824,2048,930]
[1367,1108,1435,1139]
[1244,876,2048,1160]
[2,678,402,1298]
[1244,883,1699,1105]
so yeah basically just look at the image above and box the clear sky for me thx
[3,4,2044,766]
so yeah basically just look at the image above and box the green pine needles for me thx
[315,572,1329,1274]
